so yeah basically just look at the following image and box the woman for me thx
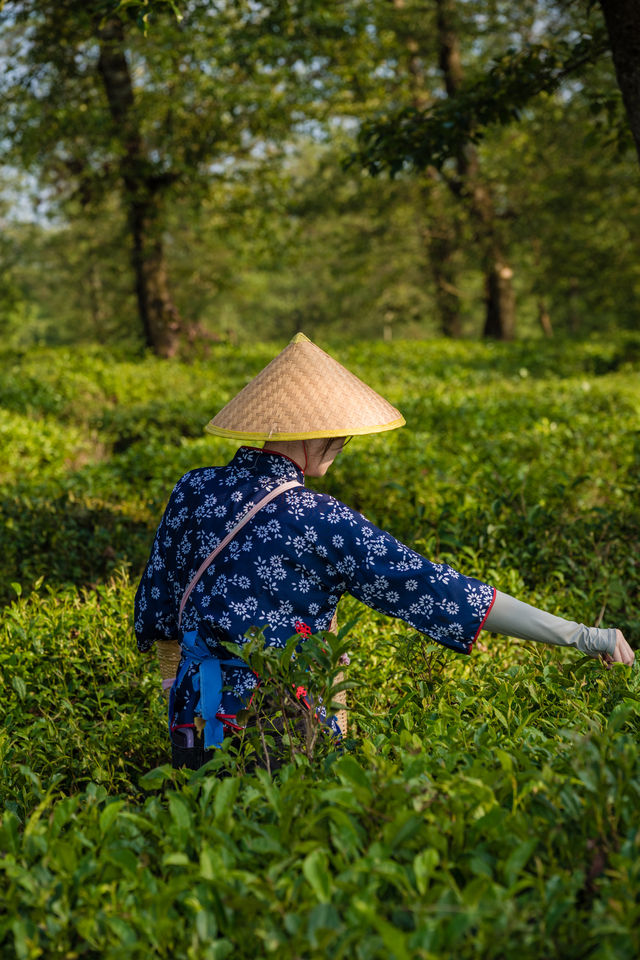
[135,334,634,769]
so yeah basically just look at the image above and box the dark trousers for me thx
[171,713,309,773]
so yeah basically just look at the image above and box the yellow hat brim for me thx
[205,415,406,442]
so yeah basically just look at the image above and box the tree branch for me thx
[352,27,611,174]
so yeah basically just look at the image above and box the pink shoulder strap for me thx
[178,479,302,630]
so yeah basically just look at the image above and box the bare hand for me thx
[601,630,635,668]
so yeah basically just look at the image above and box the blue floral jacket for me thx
[135,447,495,739]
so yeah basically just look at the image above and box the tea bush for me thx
[1,336,639,958]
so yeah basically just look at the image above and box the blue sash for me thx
[169,629,246,750]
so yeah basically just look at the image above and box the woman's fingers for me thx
[612,630,635,666]
[599,631,634,669]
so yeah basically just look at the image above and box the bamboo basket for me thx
[156,611,348,737]
[157,639,181,698]
[328,611,348,737]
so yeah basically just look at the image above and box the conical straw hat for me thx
[206,333,405,442]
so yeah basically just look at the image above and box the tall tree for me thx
[0,0,371,355]
[96,14,181,355]
[434,0,515,339]
[384,0,515,338]
[390,0,464,338]
[598,0,640,164]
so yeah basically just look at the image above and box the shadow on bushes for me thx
[0,491,153,605]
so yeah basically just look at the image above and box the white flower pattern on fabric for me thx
[134,447,495,732]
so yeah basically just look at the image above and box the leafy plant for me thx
[1,337,639,957]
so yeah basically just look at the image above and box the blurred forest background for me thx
[0,0,638,355]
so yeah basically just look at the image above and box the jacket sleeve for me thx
[314,495,496,654]
[484,590,617,655]
[134,507,180,652]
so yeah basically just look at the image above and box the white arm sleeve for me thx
[484,590,616,657]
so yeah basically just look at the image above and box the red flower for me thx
[295,620,312,637]
[295,685,308,700]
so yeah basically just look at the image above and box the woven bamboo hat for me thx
[205,333,405,442]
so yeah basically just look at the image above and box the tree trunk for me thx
[598,0,640,165]
[96,17,182,357]
[568,277,581,334]
[426,219,462,337]
[484,259,515,339]
[435,0,516,340]
[86,254,107,336]
[537,299,553,338]
[392,0,463,337]
[131,198,182,357]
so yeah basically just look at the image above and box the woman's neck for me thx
[261,441,306,471]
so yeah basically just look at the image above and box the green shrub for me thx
[1,336,639,958]
[2,584,640,959]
